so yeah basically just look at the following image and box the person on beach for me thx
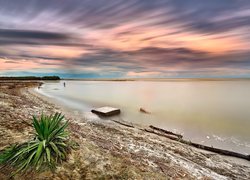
[63,82,66,87]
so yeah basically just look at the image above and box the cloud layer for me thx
[1,0,250,78]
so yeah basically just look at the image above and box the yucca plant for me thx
[0,112,69,175]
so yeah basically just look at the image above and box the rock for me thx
[139,108,151,114]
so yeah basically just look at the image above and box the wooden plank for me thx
[91,107,121,116]
[149,125,183,138]
[112,119,134,128]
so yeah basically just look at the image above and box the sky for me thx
[1,0,250,78]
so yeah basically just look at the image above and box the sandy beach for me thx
[0,81,250,179]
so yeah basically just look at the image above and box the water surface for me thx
[38,80,250,154]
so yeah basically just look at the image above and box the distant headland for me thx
[0,76,61,80]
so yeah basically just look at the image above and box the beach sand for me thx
[0,81,250,179]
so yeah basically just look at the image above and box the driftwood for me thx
[145,127,250,161]
[149,125,183,139]
[145,128,181,141]
[112,120,134,128]
[185,141,250,161]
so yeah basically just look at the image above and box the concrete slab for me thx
[91,106,121,116]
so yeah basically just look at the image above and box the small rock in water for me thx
[139,108,151,114]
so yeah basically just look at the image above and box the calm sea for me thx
[38,80,250,154]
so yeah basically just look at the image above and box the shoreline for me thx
[62,78,250,82]
[0,82,250,179]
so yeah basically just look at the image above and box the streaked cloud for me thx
[1,0,250,78]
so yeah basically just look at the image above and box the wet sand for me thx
[0,81,250,179]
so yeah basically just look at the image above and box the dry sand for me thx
[0,81,250,179]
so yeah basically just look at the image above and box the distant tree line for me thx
[0,76,61,80]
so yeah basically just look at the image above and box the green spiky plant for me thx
[0,112,69,176]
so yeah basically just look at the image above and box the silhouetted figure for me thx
[63,82,66,87]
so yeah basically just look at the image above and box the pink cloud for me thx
[127,71,161,77]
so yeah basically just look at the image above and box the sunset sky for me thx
[1,0,250,78]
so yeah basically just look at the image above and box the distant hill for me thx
[0,76,61,80]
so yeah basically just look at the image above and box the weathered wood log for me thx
[149,125,183,139]
[144,128,250,161]
[186,141,250,161]
[145,128,180,141]
[112,120,134,128]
